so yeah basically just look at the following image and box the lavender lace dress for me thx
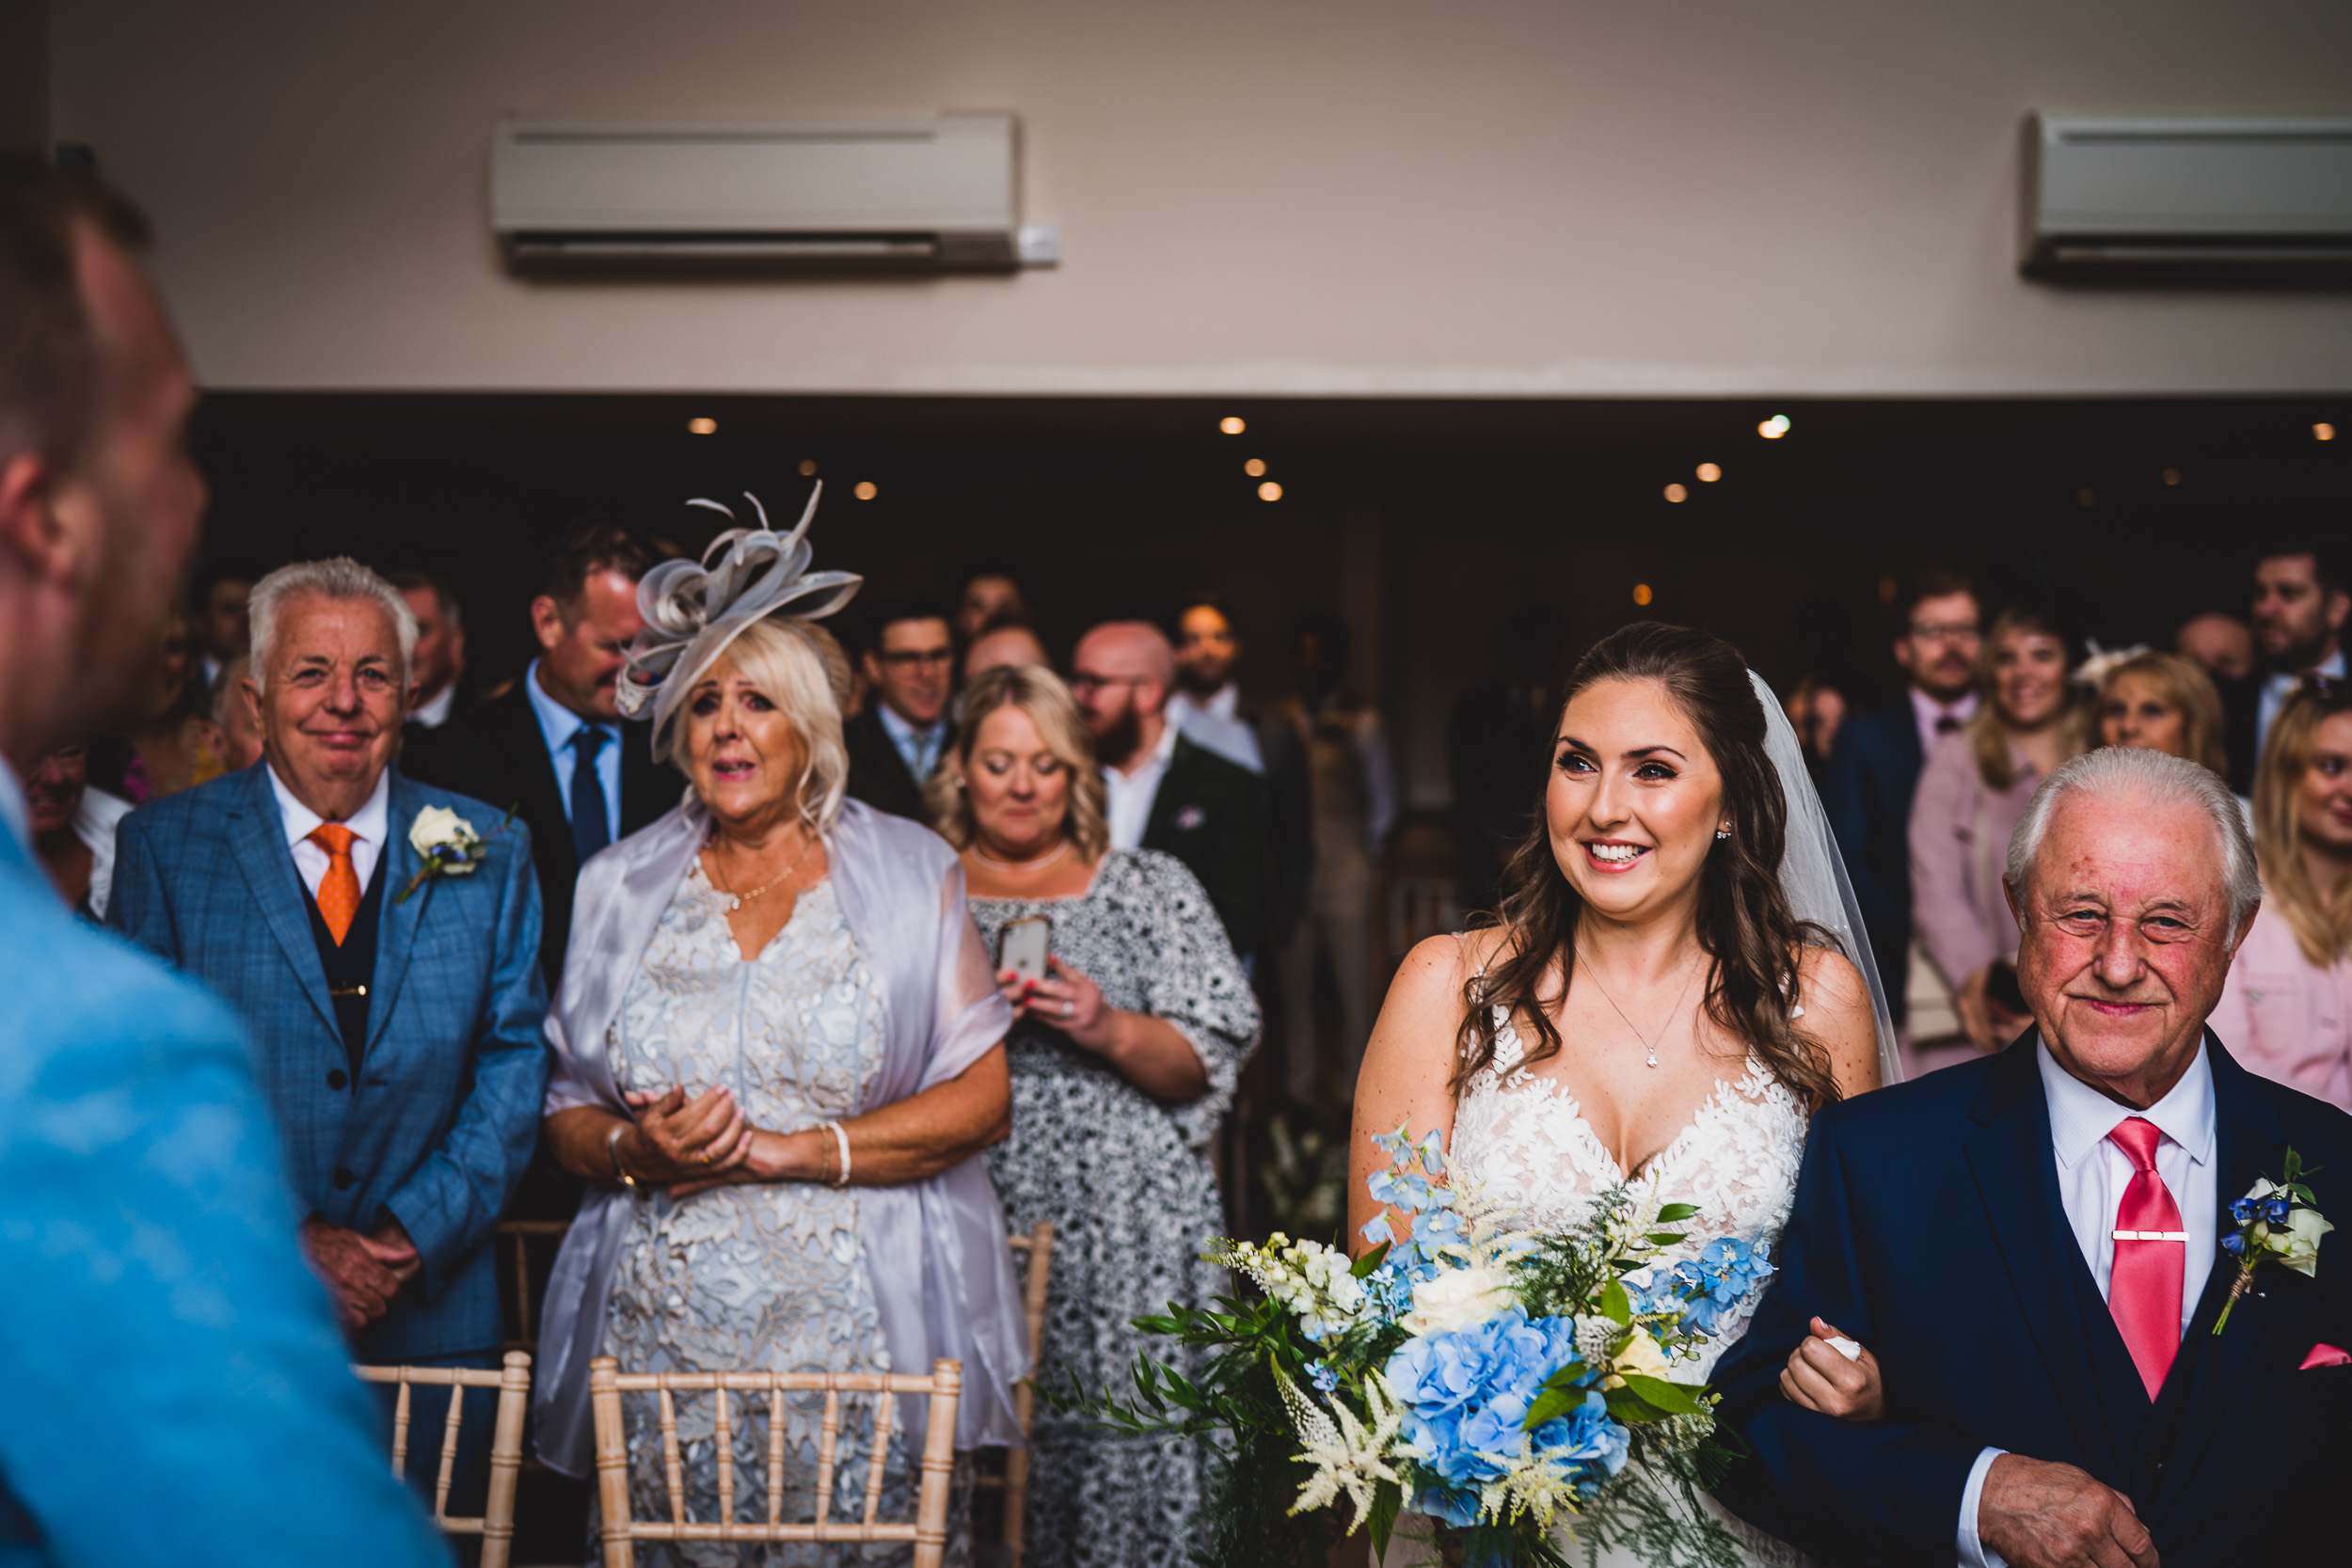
[968,849,1262,1568]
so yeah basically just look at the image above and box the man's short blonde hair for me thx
[682,616,851,835]
[927,663,1108,862]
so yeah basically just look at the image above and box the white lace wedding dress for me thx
[1383,1008,1814,1568]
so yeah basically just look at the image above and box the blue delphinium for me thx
[1306,1359,1339,1395]
[1663,1236,1775,1338]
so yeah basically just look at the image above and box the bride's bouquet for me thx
[1064,1122,1769,1567]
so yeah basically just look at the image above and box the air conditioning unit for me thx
[2021,114,2352,275]
[490,113,1058,270]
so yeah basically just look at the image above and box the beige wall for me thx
[50,0,2352,395]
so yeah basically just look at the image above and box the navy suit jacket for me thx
[110,763,549,1362]
[1820,702,1922,1022]
[1714,1034,2352,1567]
[0,803,443,1563]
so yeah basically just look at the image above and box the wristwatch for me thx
[606,1123,641,1191]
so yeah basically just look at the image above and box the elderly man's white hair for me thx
[2005,747,2262,933]
[246,557,418,694]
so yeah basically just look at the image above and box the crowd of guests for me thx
[1805,557,2352,1101]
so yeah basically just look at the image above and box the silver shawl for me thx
[531,796,1027,1475]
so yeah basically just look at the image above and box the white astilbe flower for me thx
[1210,1234,1369,1340]
[1281,1367,1405,1532]
[1478,1441,1590,1531]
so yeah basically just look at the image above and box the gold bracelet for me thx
[606,1123,641,1191]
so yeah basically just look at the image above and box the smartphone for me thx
[998,915,1051,985]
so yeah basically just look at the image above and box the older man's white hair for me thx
[246,557,418,693]
[2005,747,2262,933]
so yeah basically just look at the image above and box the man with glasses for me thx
[844,595,957,821]
[1822,569,1983,1034]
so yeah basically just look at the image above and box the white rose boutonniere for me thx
[2215,1148,2332,1336]
[395,804,511,905]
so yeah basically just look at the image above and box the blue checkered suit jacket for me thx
[0,796,443,1564]
[110,763,549,1362]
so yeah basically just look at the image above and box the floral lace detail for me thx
[1451,1009,1806,1382]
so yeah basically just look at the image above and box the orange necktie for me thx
[310,823,361,945]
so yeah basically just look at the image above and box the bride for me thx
[1353,622,1904,1564]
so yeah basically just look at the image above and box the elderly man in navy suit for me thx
[0,156,441,1562]
[113,557,548,1512]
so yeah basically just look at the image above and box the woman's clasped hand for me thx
[613,1084,759,1195]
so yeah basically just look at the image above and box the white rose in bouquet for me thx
[1401,1264,1515,1336]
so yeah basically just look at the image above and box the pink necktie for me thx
[2107,1117,2185,1399]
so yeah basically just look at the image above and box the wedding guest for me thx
[1911,606,2085,1054]
[113,557,550,1516]
[0,152,441,1560]
[2176,609,2254,683]
[1072,618,1268,957]
[1272,611,1397,1110]
[2223,542,2349,789]
[842,594,956,821]
[2208,679,2352,1110]
[98,602,226,801]
[211,653,265,771]
[1783,594,1879,784]
[964,617,1047,682]
[191,555,255,690]
[2092,648,2228,775]
[403,521,670,985]
[1450,604,1567,913]
[1168,595,1265,772]
[25,743,130,920]
[928,662,1261,1568]
[532,532,1028,1544]
[389,567,468,732]
[1821,568,1981,1031]
[956,561,1028,642]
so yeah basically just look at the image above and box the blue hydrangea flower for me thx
[1385,1307,1591,1520]
[1528,1387,1631,1497]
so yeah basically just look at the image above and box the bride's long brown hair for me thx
[1451,622,1842,1113]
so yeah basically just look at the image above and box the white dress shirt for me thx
[877,702,948,786]
[2256,647,2345,760]
[0,756,26,854]
[1910,686,1981,761]
[71,786,132,921]
[268,764,391,898]
[524,658,623,847]
[1957,1037,2218,1568]
[1103,718,1181,852]
[407,682,456,729]
[1169,687,1265,774]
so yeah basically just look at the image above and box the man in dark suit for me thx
[389,568,470,735]
[842,594,956,822]
[2218,541,2350,792]
[403,523,671,987]
[1073,618,1268,956]
[1820,569,1980,1026]
[1717,748,2351,1568]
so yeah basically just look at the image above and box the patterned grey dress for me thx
[600,863,933,1566]
[969,849,1262,1568]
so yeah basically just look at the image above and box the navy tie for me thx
[569,726,612,863]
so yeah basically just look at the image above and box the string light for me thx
[2319,422,2338,441]
[1632,584,1654,606]
[1258,481,1283,501]
[1244,458,1267,477]
[687,417,717,436]
[2162,468,2183,486]
[1663,483,1688,503]
[1220,416,1247,435]
[1695,463,1722,483]
[799,458,818,476]
[853,482,878,500]
[1757,414,1791,439]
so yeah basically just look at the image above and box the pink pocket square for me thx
[2298,1343,2351,1370]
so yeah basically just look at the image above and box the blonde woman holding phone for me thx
[929,663,1262,1568]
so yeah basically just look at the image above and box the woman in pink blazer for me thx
[2210,679,2352,1109]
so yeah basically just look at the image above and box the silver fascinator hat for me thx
[616,486,864,763]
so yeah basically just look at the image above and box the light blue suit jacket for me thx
[110,763,549,1362]
[0,793,444,1563]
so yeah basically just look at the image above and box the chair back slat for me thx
[712,1383,735,1526]
[588,1355,961,1568]
[356,1352,531,1568]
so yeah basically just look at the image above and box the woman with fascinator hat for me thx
[530,490,1031,1562]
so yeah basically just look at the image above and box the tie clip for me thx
[2113,1229,2188,1242]
[329,984,369,999]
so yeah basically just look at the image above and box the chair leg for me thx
[591,1357,636,1568]
[480,1352,531,1568]
[913,1360,962,1568]
[1002,1441,1030,1568]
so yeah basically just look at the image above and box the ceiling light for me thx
[1632,584,1654,606]
[799,458,818,476]
[1245,458,1267,477]
[2162,467,2183,486]
[1695,462,1723,483]
[853,481,878,500]
[1258,481,1283,501]
[1757,414,1791,439]
[1663,483,1689,503]
[2076,487,2097,507]
[1220,416,1247,435]
[2319,422,2338,441]
[687,417,717,436]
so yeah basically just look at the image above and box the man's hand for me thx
[299,1215,418,1332]
[1979,1454,2157,1568]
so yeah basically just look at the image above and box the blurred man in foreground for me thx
[0,153,442,1564]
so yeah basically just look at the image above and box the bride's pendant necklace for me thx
[969,838,1070,875]
[1574,944,1704,1069]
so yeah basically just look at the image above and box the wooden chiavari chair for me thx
[972,1221,1057,1566]
[588,1355,962,1568]
[354,1350,532,1568]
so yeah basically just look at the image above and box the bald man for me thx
[1071,620,1268,957]
[963,621,1047,684]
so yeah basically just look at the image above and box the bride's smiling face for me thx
[1547,676,1728,922]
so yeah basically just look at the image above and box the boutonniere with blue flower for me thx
[394,805,514,905]
[2214,1147,2332,1336]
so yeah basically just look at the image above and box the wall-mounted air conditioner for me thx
[2021,114,2352,276]
[491,113,1057,270]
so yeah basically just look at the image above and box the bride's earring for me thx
[1715,824,1730,840]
